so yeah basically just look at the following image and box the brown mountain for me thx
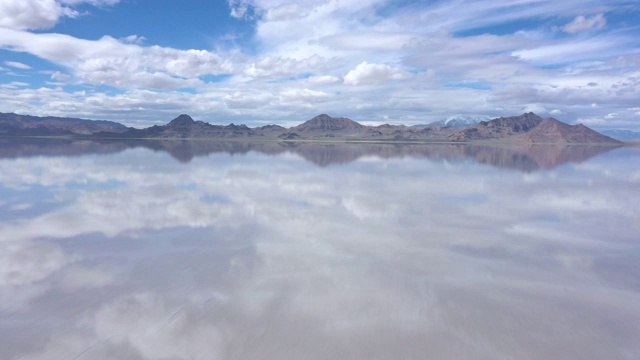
[445,113,620,144]
[513,118,619,144]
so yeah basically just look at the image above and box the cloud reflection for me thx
[0,140,639,359]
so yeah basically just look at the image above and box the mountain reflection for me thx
[0,137,619,171]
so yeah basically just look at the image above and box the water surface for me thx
[1,139,639,359]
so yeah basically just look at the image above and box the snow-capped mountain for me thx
[599,129,640,141]
[427,114,491,127]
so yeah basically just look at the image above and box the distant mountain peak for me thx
[167,114,195,126]
[294,114,364,132]
[523,112,542,120]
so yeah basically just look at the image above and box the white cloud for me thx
[562,14,606,34]
[4,60,31,69]
[0,0,119,30]
[522,104,547,114]
[50,70,71,81]
[343,61,413,86]
[0,0,77,30]
[0,29,234,90]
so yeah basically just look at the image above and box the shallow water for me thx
[1,139,639,360]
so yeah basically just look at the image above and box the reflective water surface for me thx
[1,139,639,360]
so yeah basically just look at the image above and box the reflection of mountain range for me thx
[1,112,622,144]
[0,138,620,172]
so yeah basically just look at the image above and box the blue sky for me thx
[0,0,639,129]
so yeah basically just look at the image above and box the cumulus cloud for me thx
[50,70,71,81]
[0,0,77,30]
[0,29,234,90]
[0,0,119,30]
[561,14,606,33]
[343,61,413,86]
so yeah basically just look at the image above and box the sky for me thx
[0,0,639,129]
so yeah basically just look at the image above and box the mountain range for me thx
[0,112,623,145]
[0,112,127,136]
